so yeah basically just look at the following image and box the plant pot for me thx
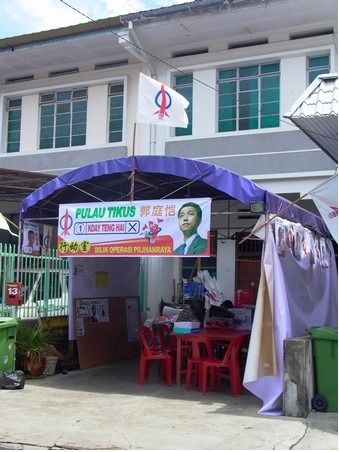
[43,356,59,376]
[23,355,46,377]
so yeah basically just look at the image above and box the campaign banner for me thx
[57,198,211,257]
[42,224,53,255]
[22,221,40,256]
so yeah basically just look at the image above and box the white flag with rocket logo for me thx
[310,174,338,243]
[136,73,189,128]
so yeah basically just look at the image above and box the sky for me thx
[0,0,194,39]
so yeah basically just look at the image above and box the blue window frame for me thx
[39,89,87,149]
[218,62,280,132]
[7,98,22,153]
[108,83,124,143]
[307,55,330,85]
[175,74,193,136]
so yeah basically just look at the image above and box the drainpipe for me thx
[118,21,155,76]
[118,22,157,156]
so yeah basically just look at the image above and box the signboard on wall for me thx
[57,198,211,257]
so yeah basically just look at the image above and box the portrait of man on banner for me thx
[22,221,40,256]
[173,201,209,255]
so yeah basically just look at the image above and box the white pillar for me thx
[217,239,236,302]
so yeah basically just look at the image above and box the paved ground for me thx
[0,358,337,450]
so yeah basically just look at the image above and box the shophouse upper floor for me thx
[0,0,337,206]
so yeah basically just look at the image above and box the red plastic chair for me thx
[156,323,176,353]
[137,326,172,386]
[200,335,244,396]
[185,335,214,391]
[156,323,178,377]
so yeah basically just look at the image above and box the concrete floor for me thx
[0,358,337,450]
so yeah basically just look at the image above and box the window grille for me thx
[39,89,87,149]
[218,62,280,132]
[7,98,22,153]
[175,74,193,136]
[108,83,124,143]
[307,55,330,85]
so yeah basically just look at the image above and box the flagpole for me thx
[239,173,338,244]
[129,122,137,202]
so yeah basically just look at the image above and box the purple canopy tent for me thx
[19,156,336,415]
[20,156,330,236]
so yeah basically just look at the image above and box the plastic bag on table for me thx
[0,370,25,389]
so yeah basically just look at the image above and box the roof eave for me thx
[0,16,122,50]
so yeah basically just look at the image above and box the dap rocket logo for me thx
[154,84,172,121]
[59,209,73,236]
[327,206,338,220]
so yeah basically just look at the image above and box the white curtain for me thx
[244,219,338,415]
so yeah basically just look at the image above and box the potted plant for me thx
[16,323,53,377]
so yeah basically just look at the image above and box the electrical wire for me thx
[58,0,337,144]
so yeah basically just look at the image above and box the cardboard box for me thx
[228,308,253,330]
[173,322,200,334]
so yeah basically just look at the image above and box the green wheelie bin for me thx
[0,317,19,372]
[307,326,338,412]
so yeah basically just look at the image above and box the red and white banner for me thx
[42,225,53,255]
[136,73,189,128]
[310,174,338,243]
[57,198,211,257]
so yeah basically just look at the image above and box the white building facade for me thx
[0,0,337,314]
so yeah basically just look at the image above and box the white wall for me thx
[70,256,140,299]
[280,55,306,118]
[86,85,108,146]
[143,256,178,319]
[217,239,236,302]
[68,256,140,339]
[20,94,39,152]
[193,68,216,136]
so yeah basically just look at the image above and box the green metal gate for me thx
[0,243,69,318]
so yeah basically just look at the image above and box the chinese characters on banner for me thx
[57,198,211,257]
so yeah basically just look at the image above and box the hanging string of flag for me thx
[240,173,338,244]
